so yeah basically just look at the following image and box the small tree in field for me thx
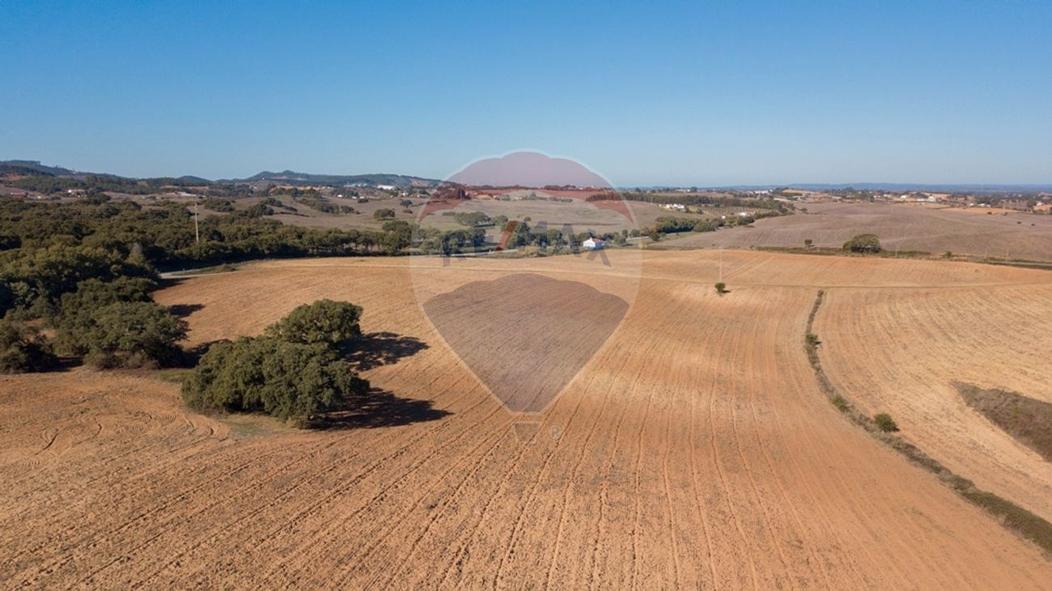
[874,413,899,433]
[804,238,814,249]
[714,282,728,295]
[843,234,882,254]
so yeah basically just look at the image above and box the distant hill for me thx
[0,160,77,177]
[0,160,438,189]
[234,170,438,188]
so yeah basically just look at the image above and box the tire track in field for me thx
[250,392,504,587]
[322,410,515,588]
[69,364,478,588]
[137,379,489,588]
[490,360,611,589]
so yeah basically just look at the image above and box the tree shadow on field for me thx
[176,339,226,368]
[306,387,450,430]
[168,303,205,318]
[345,331,429,370]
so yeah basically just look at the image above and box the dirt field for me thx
[657,201,1052,261]
[2,251,1051,588]
[815,283,1052,523]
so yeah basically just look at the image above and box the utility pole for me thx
[194,198,200,245]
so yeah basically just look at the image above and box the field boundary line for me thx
[803,289,1052,559]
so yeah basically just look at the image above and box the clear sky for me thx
[2,1,1050,185]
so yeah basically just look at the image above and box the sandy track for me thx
[1,251,1050,588]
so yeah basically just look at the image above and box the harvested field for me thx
[815,284,1052,523]
[2,251,1051,588]
[657,201,1052,261]
[956,383,1052,462]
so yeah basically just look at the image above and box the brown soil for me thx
[1,251,1050,589]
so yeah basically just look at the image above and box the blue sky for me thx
[2,1,1050,185]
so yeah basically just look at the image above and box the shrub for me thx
[831,395,849,412]
[843,234,882,253]
[874,412,899,432]
[373,208,396,220]
[0,320,58,373]
[714,282,728,295]
[264,299,362,348]
[805,333,821,348]
[182,337,368,421]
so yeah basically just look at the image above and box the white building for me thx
[582,237,605,250]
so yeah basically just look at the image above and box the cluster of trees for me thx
[593,191,792,213]
[450,211,493,227]
[499,221,627,251]
[0,258,188,372]
[650,216,723,234]
[0,197,431,271]
[415,225,487,255]
[843,234,882,253]
[293,193,355,215]
[52,277,187,368]
[182,300,369,422]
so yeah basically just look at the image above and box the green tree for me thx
[264,299,363,348]
[182,337,368,421]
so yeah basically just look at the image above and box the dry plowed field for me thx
[2,251,1051,588]
[815,284,1052,523]
[658,201,1052,261]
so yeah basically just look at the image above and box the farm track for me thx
[2,250,1051,589]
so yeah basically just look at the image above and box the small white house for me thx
[582,237,605,250]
